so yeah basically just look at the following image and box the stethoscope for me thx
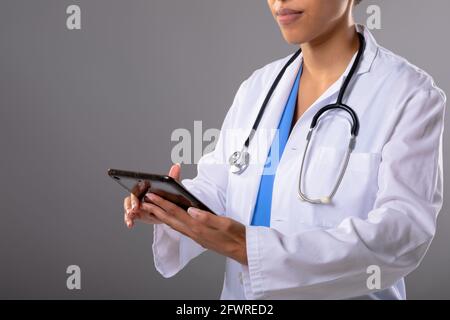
[229,32,366,205]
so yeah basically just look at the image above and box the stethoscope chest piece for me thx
[229,148,250,175]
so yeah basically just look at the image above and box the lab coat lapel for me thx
[235,55,352,226]
[287,24,379,150]
[233,24,379,225]
[234,53,303,225]
[270,25,380,223]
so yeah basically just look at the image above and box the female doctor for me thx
[123,0,446,299]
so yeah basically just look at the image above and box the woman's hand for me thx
[144,192,248,266]
[123,163,248,265]
[123,163,181,228]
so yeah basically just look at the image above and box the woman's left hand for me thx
[133,192,248,265]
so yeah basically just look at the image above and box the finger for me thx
[145,215,162,224]
[123,196,133,228]
[124,209,132,228]
[123,196,132,212]
[140,202,172,221]
[130,192,140,210]
[168,163,181,182]
[125,199,143,228]
[128,206,161,223]
[142,202,193,238]
[134,204,162,223]
[146,193,193,226]
[187,207,220,230]
[126,207,141,220]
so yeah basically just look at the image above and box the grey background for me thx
[0,0,448,299]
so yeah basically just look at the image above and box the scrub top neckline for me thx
[250,63,303,227]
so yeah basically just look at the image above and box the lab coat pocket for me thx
[299,146,382,228]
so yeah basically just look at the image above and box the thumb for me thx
[168,163,181,182]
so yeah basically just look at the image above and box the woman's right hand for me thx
[123,163,181,228]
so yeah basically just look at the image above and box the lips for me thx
[276,8,304,26]
[276,8,304,16]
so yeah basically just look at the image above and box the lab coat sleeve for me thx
[152,79,248,278]
[242,87,447,299]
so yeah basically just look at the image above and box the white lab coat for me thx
[152,24,446,299]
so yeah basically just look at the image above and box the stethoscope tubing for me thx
[229,32,367,204]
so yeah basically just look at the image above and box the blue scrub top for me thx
[250,64,303,227]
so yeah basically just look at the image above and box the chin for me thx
[280,30,309,45]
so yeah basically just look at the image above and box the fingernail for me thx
[175,163,181,167]
[187,207,199,217]
[148,193,157,201]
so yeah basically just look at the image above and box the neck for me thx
[300,20,359,83]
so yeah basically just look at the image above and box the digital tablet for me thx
[107,168,216,214]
